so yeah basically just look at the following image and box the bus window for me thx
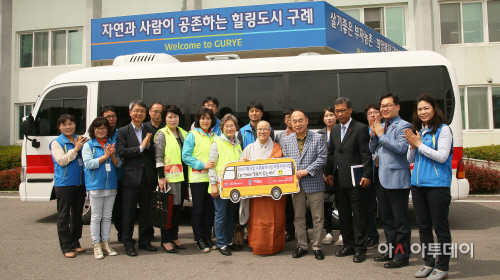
[236,76,284,129]
[223,167,235,180]
[34,86,87,136]
[190,77,236,124]
[339,72,387,123]
[288,72,338,128]
[144,80,187,127]
[99,81,142,128]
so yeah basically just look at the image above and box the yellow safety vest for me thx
[209,138,242,193]
[188,130,213,183]
[154,127,187,183]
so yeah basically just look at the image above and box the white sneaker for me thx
[335,235,343,246]
[93,242,104,259]
[322,233,333,245]
[101,241,118,256]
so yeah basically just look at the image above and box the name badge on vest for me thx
[78,158,83,166]
[105,163,111,172]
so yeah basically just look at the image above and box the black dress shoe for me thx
[227,243,242,251]
[126,247,138,257]
[353,252,366,263]
[171,242,186,250]
[335,247,355,257]
[314,250,325,260]
[218,246,232,256]
[292,247,308,258]
[204,236,217,250]
[384,258,409,268]
[161,243,178,253]
[374,253,393,262]
[285,233,295,243]
[138,244,158,252]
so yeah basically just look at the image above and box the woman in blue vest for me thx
[82,117,122,259]
[405,93,453,280]
[49,114,88,258]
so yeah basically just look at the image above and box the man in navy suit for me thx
[327,97,373,263]
[116,100,158,256]
[369,93,412,268]
[282,109,327,260]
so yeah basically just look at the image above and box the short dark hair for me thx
[334,97,352,109]
[364,103,380,114]
[218,107,233,119]
[149,102,163,110]
[194,108,216,130]
[129,100,147,111]
[202,96,219,107]
[161,104,182,120]
[380,92,400,105]
[247,101,264,112]
[99,106,116,117]
[321,107,336,120]
[411,93,447,135]
[283,108,294,118]
[56,114,76,128]
[290,108,308,119]
[88,117,113,139]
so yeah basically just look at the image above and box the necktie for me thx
[341,126,346,142]
[384,121,390,134]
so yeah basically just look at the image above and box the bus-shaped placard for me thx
[220,158,299,203]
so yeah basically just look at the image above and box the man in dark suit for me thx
[327,97,373,263]
[116,100,158,256]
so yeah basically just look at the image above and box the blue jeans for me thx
[90,193,116,244]
[212,197,236,248]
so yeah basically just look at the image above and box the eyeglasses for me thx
[257,128,270,132]
[224,125,235,129]
[132,109,146,114]
[367,111,380,116]
[334,109,348,114]
[105,115,117,120]
[95,127,107,132]
[380,104,395,110]
[150,110,161,114]
[204,104,217,108]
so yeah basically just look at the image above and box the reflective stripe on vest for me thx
[188,130,213,183]
[155,127,188,183]
[209,138,242,193]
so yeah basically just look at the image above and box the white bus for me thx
[20,51,469,223]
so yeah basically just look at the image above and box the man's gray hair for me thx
[129,100,147,111]
[334,97,352,109]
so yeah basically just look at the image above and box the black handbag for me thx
[149,190,170,228]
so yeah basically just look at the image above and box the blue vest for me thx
[411,125,453,188]
[50,134,84,187]
[83,138,118,191]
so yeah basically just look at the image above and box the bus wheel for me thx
[230,190,241,203]
[271,187,282,200]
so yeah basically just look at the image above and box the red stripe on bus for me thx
[409,146,463,170]
[26,155,54,174]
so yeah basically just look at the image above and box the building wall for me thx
[101,0,182,18]
[0,0,13,145]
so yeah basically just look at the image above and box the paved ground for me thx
[0,193,499,279]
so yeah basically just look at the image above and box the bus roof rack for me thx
[205,54,240,61]
[113,53,180,66]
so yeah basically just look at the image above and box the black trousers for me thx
[55,185,86,254]
[112,179,123,239]
[366,183,379,241]
[190,182,215,240]
[376,184,411,259]
[285,194,295,236]
[335,175,368,253]
[161,182,188,243]
[122,172,153,249]
[411,186,452,271]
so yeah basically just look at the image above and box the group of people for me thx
[50,93,453,280]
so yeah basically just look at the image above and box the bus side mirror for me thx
[21,115,40,148]
[21,115,34,136]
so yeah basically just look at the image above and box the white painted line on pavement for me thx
[0,196,19,199]
[454,200,500,203]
